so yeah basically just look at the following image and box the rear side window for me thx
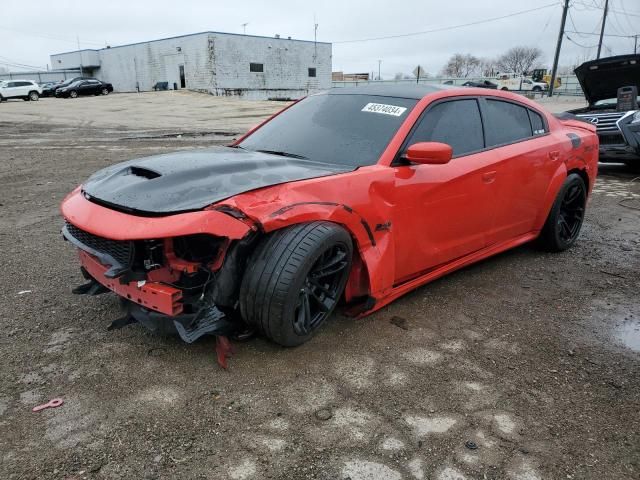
[406,99,484,157]
[529,110,546,135]
[483,99,533,146]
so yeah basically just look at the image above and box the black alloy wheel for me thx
[293,244,349,336]
[557,181,585,243]
[539,173,587,252]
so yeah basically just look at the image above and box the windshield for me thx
[239,93,417,167]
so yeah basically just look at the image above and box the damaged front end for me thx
[62,220,258,367]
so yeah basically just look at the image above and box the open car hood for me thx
[82,146,353,215]
[574,54,640,106]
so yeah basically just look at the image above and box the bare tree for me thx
[441,54,481,78]
[479,58,498,77]
[496,46,543,75]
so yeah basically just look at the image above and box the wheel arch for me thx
[257,205,390,307]
[533,164,590,232]
[567,167,589,195]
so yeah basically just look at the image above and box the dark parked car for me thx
[568,54,640,165]
[55,79,114,98]
[50,77,87,96]
[41,82,63,97]
[462,80,498,89]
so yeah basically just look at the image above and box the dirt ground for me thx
[0,92,638,480]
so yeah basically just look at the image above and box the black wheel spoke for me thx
[294,290,313,335]
[293,243,350,336]
[557,181,586,242]
[310,254,348,279]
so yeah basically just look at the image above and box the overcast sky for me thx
[1,0,638,77]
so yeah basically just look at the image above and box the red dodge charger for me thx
[61,85,598,361]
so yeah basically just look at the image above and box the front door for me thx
[390,98,499,283]
[179,65,186,88]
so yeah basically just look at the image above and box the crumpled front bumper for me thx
[78,249,184,316]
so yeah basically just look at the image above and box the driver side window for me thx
[406,99,484,157]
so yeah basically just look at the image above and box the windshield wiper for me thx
[255,149,308,160]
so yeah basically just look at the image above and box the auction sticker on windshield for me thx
[361,103,407,116]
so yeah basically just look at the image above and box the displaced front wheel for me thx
[240,222,353,347]
[539,173,587,252]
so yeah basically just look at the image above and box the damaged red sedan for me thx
[61,85,598,362]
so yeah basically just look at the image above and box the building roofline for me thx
[51,30,331,56]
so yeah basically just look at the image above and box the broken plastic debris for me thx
[18,290,32,295]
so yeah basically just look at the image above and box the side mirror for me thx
[404,142,453,165]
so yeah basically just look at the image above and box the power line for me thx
[0,55,46,71]
[565,29,639,37]
[572,0,640,17]
[0,24,105,46]
[334,3,558,44]
[566,34,599,48]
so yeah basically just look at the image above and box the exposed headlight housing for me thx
[632,111,640,124]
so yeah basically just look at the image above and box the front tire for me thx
[240,222,353,347]
[501,87,509,91]
[28,91,39,101]
[69,90,78,98]
[101,88,109,95]
[539,173,587,252]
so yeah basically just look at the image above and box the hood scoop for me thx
[129,166,161,179]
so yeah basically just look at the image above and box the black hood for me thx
[82,146,353,215]
[574,54,640,106]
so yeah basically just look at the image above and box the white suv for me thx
[0,79,42,102]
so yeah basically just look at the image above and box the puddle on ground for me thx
[614,319,640,352]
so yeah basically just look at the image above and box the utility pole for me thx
[241,23,248,35]
[635,35,638,55]
[77,35,83,78]
[597,0,609,59]
[378,60,381,81]
[548,0,569,97]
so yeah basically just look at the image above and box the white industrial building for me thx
[49,31,332,100]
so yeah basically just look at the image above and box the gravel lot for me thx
[1,92,638,480]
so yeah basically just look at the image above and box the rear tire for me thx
[69,90,78,98]
[101,88,109,95]
[28,91,39,101]
[501,87,509,91]
[239,222,353,347]
[539,173,587,252]
[532,86,542,92]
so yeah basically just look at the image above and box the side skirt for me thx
[358,231,540,317]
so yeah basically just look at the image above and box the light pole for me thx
[378,60,381,81]
[548,0,569,97]
[596,0,609,59]
[241,23,249,35]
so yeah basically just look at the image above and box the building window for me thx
[250,63,264,73]
[308,67,317,77]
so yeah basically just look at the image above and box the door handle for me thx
[482,171,497,184]
[548,151,560,161]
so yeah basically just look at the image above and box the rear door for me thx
[479,98,559,243]
[391,97,500,283]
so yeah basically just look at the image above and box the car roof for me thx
[327,84,453,100]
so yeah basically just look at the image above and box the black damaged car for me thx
[568,54,640,165]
